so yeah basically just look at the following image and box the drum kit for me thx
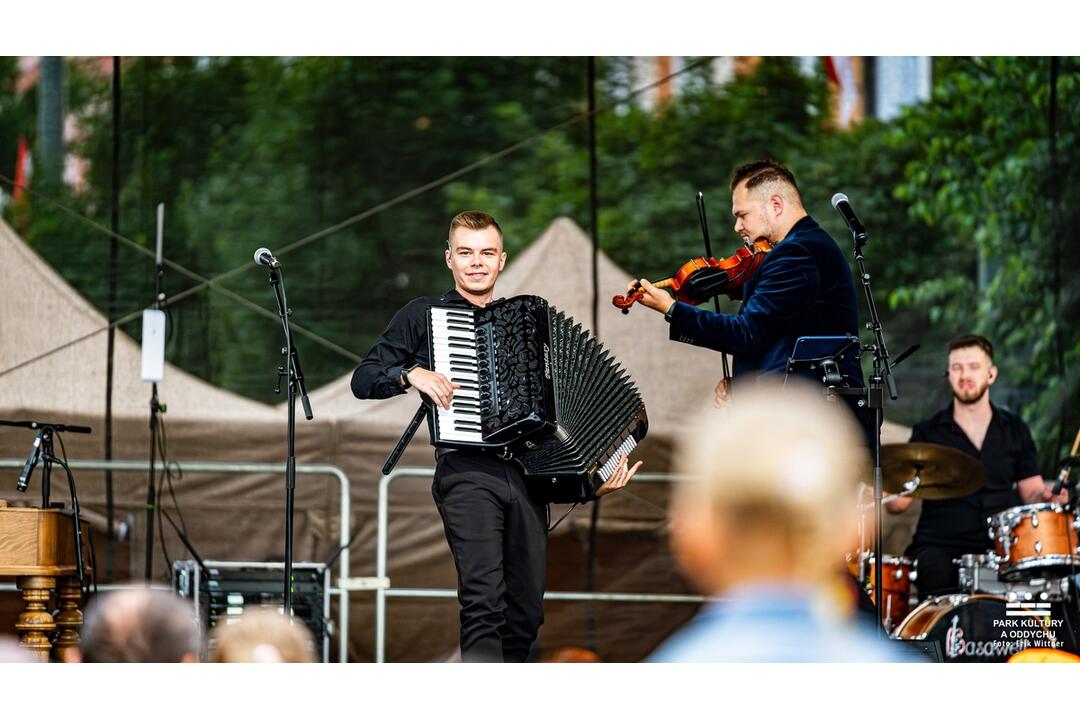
[847,442,1080,662]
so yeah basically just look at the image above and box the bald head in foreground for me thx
[649,381,917,662]
[74,587,201,663]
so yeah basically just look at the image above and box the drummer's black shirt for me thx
[909,402,1041,550]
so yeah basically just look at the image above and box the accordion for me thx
[427,294,648,503]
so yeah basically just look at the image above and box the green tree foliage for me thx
[7,57,588,400]
[890,57,1079,466]
[0,58,35,193]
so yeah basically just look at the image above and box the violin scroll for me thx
[612,282,644,314]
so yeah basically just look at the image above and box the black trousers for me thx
[432,451,548,662]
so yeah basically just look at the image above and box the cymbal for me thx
[876,442,986,500]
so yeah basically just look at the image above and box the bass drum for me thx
[893,594,1067,663]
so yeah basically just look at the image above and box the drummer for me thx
[886,334,1067,597]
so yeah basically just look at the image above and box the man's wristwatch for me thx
[664,302,677,323]
[399,364,421,389]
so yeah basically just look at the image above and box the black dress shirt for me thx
[351,288,473,401]
[909,403,1041,550]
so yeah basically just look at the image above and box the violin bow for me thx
[696,192,732,387]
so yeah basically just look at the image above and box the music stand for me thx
[784,335,862,389]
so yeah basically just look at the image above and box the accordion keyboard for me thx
[429,306,486,444]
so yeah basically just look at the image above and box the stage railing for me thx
[0,458,352,663]
[352,466,703,663]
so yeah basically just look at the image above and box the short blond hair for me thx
[673,380,868,580]
[209,609,317,663]
[448,210,503,247]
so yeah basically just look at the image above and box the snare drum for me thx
[987,503,1079,581]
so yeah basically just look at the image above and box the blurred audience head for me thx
[77,587,200,663]
[670,380,868,595]
[209,609,316,663]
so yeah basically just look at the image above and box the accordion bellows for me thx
[427,294,648,503]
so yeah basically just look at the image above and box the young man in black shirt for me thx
[351,211,641,662]
[886,334,1065,596]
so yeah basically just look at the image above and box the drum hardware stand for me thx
[855,491,904,585]
[3,420,92,588]
[901,468,923,495]
[257,249,314,616]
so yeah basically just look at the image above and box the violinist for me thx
[627,160,865,402]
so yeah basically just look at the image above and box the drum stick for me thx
[1051,425,1080,495]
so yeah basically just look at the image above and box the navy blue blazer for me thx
[667,215,864,387]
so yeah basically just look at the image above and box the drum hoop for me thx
[892,593,1004,640]
[998,554,1079,580]
[990,503,1069,527]
[866,555,915,568]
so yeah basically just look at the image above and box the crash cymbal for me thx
[877,442,986,500]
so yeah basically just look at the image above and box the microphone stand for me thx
[4,420,92,589]
[145,237,165,585]
[266,262,313,616]
[826,198,920,637]
[843,217,902,638]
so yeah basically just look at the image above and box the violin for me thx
[612,239,773,313]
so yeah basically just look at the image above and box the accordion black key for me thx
[426,294,648,503]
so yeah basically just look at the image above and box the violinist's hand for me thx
[713,377,731,409]
[632,278,675,315]
[594,455,643,498]
[407,367,459,410]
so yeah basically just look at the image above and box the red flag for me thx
[13,135,31,202]
[824,57,840,86]
[825,57,857,128]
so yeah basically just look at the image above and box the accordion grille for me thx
[514,308,647,494]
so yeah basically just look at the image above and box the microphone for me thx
[831,193,869,244]
[254,247,281,268]
[17,431,44,492]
